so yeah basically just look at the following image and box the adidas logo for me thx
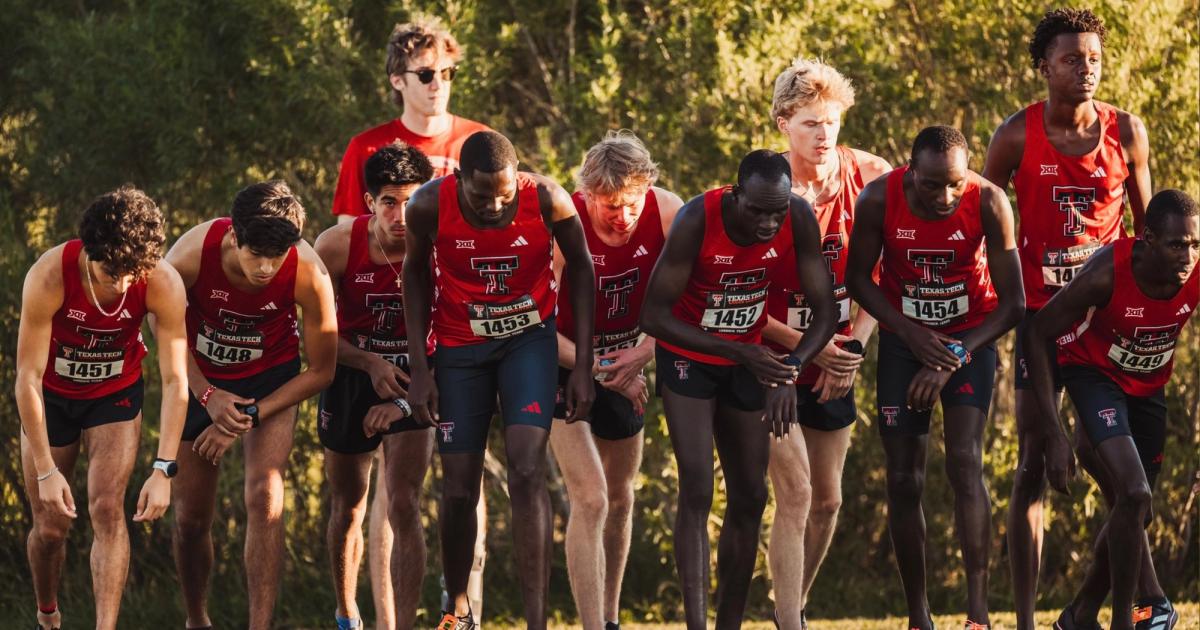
[260,301,278,311]
[761,247,779,260]
[510,235,529,247]
[1091,166,1107,178]
[633,245,649,258]
[113,398,132,408]
[1178,303,1193,316]
[840,210,851,221]
[949,230,966,241]
[521,401,542,414]
[118,308,132,320]
[956,382,975,395]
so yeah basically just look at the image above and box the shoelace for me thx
[964,621,990,630]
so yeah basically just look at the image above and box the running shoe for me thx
[605,623,620,630]
[436,611,478,630]
[34,609,60,630]
[1132,598,1178,630]
[962,621,989,630]
[1054,606,1101,630]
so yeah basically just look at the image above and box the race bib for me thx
[785,287,850,331]
[593,328,642,357]
[700,289,766,334]
[900,281,969,326]
[1107,344,1173,373]
[196,326,264,366]
[357,335,409,367]
[1042,242,1099,288]
[54,355,123,382]
[467,295,543,338]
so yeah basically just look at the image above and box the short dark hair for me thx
[1145,189,1199,236]
[459,131,518,176]
[737,149,791,187]
[230,180,305,257]
[1029,8,1107,69]
[911,125,969,165]
[79,185,166,279]
[365,143,435,197]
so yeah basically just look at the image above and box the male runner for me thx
[846,126,1023,630]
[762,58,891,630]
[17,187,189,630]
[640,149,836,630]
[1025,190,1196,630]
[403,130,595,630]
[315,144,433,630]
[166,181,338,630]
[981,10,1152,628]
[551,131,682,630]
[332,19,491,623]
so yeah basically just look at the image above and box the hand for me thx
[811,334,865,376]
[738,344,798,385]
[133,472,172,522]
[36,469,77,519]
[564,365,595,423]
[763,384,797,439]
[205,388,254,436]
[363,402,406,438]
[193,424,237,465]
[366,354,409,399]
[407,368,439,428]
[813,367,856,404]
[905,366,953,410]
[1044,429,1076,495]
[596,344,653,390]
[603,374,648,414]
[899,324,963,371]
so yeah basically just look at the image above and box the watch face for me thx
[155,460,178,478]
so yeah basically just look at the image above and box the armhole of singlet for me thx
[437,176,456,238]
[883,168,903,230]
[841,146,864,189]
[1113,239,1133,299]
[199,220,228,282]
[1019,102,1045,177]
[1097,102,1128,165]
[643,189,663,243]
[349,215,369,272]
[61,240,81,304]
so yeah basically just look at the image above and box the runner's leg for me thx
[1008,389,1052,630]
[943,405,991,625]
[324,449,374,623]
[504,424,553,629]
[595,431,643,623]
[550,418,608,630]
[383,428,435,630]
[440,452,486,618]
[21,432,81,623]
[172,441,221,629]
[368,454,395,630]
[799,423,852,608]
[767,430,812,629]
[1094,436,1152,630]
[242,406,297,630]
[882,433,931,629]
[81,418,141,630]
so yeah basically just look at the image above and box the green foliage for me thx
[1,0,1197,626]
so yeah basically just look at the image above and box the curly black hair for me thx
[1029,8,1107,68]
[230,180,305,258]
[78,185,166,279]
[364,143,434,197]
[911,125,968,164]
[1146,189,1199,236]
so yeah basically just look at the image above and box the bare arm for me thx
[957,183,1025,353]
[15,250,66,480]
[402,181,440,377]
[981,113,1025,191]
[1119,112,1151,235]
[787,197,837,368]
[145,261,189,462]
[846,180,910,334]
[256,244,338,420]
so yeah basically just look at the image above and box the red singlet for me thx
[1014,100,1130,309]
[766,146,864,382]
[431,173,557,347]
[332,116,492,218]
[185,219,300,379]
[337,215,408,366]
[879,166,996,333]
[557,190,664,354]
[1057,238,1199,396]
[658,187,794,366]
[43,240,149,397]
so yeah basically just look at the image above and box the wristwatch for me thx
[782,355,804,369]
[236,403,261,428]
[392,398,412,418]
[152,458,178,478]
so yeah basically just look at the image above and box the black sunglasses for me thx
[404,66,458,84]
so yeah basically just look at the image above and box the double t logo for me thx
[1052,186,1097,237]
[821,233,845,284]
[218,309,262,333]
[365,293,404,334]
[76,326,120,349]
[471,256,520,295]
[599,269,639,318]
[717,268,766,290]
[907,249,955,284]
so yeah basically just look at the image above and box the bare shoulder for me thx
[653,186,685,232]
[530,173,576,223]
[314,219,353,263]
[295,238,330,274]
[168,219,220,261]
[1115,109,1149,149]
[849,148,892,183]
[25,244,66,295]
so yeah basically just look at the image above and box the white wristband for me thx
[36,466,58,482]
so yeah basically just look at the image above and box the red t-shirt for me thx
[658,187,793,366]
[336,215,408,366]
[1013,100,1130,309]
[879,166,997,333]
[1057,238,1199,396]
[332,116,492,218]
[557,190,665,354]
[185,219,300,379]
[43,240,149,398]
[430,173,557,347]
[766,146,864,382]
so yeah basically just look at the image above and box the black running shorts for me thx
[183,357,301,441]
[554,367,644,441]
[794,383,856,431]
[1063,364,1167,483]
[875,329,997,436]
[41,378,144,447]
[654,344,765,412]
[318,364,427,455]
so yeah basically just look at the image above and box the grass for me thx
[480,602,1198,629]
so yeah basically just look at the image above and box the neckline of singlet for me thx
[1034,100,1110,160]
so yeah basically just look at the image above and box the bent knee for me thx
[88,493,127,528]
[887,469,925,502]
[809,494,842,521]
[32,518,72,546]
[569,488,609,525]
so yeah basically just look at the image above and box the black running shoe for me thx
[1054,606,1101,630]
[605,623,620,630]
[1133,598,1178,630]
